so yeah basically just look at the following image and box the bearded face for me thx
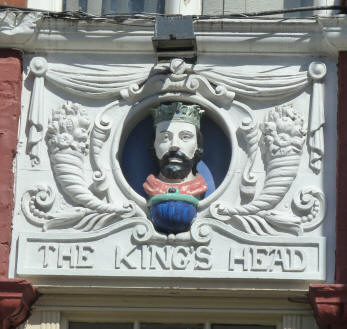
[159,150,195,180]
[154,121,203,181]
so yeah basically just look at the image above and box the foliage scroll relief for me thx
[15,57,328,280]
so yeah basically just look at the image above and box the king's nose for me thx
[169,145,179,152]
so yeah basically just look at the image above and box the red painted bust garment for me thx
[143,174,208,197]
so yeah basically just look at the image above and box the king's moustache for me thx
[159,150,194,180]
[160,150,192,164]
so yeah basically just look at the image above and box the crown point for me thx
[152,102,203,128]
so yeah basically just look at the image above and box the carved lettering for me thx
[38,245,56,268]
[150,246,171,269]
[229,247,250,271]
[251,247,268,271]
[115,245,212,271]
[195,246,212,270]
[38,244,94,269]
[115,246,138,269]
[229,246,307,272]
[76,245,94,268]
[172,246,190,270]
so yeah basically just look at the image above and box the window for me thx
[69,324,276,329]
[23,0,338,16]
[200,0,338,17]
[62,0,165,15]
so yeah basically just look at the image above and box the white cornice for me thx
[1,11,347,58]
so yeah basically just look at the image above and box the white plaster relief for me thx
[209,104,326,236]
[27,57,153,166]
[15,56,330,281]
[22,58,327,236]
[17,222,325,279]
[239,117,259,200]
[22,101,137,231]
[308,62,327,174]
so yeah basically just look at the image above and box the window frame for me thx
[27,0,63,11]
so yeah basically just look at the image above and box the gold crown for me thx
[152,102,203,128]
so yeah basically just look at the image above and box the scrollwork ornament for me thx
[190,220,212,244]
[308,62,327,81]
[21,184,55,227]
[131,220,168,244]
[239,117,259,200]
[30,57,48,77]
[185,76,200,92]
[132,222,154,243]
[170,58,187,75]
[210,104,308,236]
[23,101,139,231]
[292,187,326,231]
[90,111,113,196]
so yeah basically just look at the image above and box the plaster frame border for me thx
[111,92,238,210]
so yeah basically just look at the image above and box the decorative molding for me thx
[239,117,259,201]
[28,57,48,166]
[309,284,347,329]
[120,58,235,107]
[14,56,329,281]
[210,104,325,236]
[282,315,302,329]
[307,62,327,174]
[1,11,347,57]
[21,311,61,329]
[0,279,38,329]
[22,101,137,231]
[20,58,328,237]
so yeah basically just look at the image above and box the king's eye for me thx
[160,132,170,141]
[180,131,194,141]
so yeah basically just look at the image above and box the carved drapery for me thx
[27,57,326,173]
[22,57,328,237]
[27,57,153,166]
[15,57,329,281]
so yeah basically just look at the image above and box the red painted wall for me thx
[0,0,27,7]
[0,49,38,329]
[336,52,347,284]
[0,50,22,279]
[309,51,347,329]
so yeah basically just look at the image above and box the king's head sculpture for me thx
[143,102,208,234]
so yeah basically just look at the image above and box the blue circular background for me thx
[121,116,231,199]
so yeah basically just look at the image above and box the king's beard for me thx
[159,150,195,180]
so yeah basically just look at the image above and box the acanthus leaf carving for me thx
[21,58,328,238]
[22,101,137,232]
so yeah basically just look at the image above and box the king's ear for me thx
[195,148,204,162]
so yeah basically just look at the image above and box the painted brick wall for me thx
[0,50,22,278]
[0,0,27,7]
[336,52,347,284]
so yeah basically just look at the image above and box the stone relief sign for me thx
[13,57,329,281]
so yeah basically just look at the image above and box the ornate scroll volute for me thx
[120,58,235,108]
[308,62,327,174]
[28,57,48,166]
